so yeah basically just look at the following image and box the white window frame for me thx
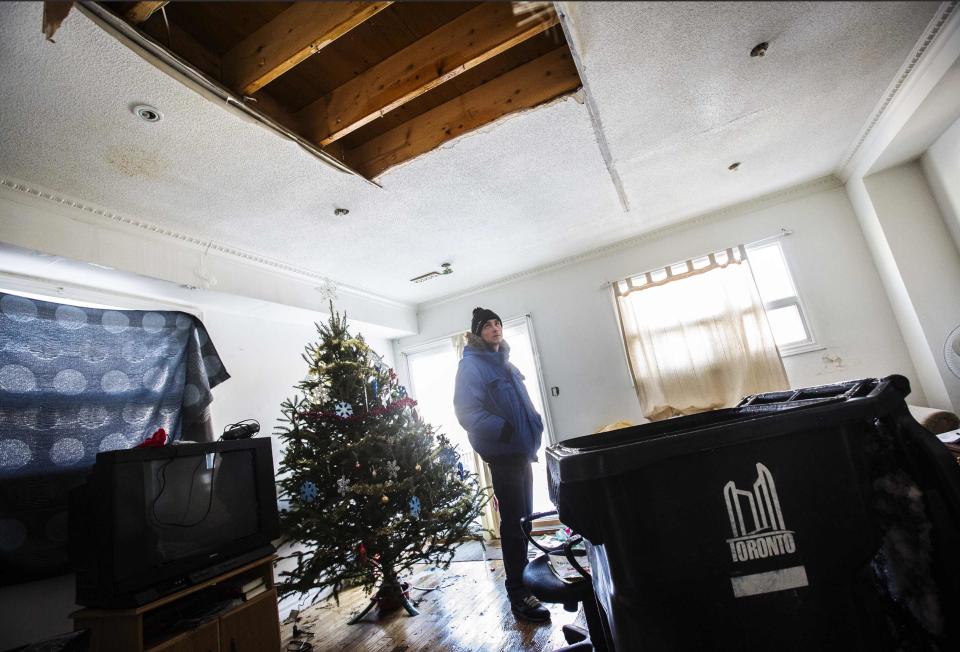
[745,240,822,357]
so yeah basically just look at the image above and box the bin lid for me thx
[547,375,910,484]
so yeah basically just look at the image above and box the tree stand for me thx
[347,577,419,624]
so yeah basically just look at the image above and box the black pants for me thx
[488,459,533,600]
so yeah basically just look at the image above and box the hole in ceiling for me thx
[750,42,769,58]
[133,105,162,123]
[728,162,741,171]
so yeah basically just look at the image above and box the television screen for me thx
[71,438,279,607]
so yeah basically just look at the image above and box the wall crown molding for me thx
[839,1,959,181]
[0,177,411,311]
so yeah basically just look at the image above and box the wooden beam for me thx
[138,15,296,132]
[344,46,580,179]
[124,1,168,25]
[42,2,73,42]
[140,16,221,79]
[222,2,392,96]
[297,2,560,147]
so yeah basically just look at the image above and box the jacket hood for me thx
[464,331,510,355]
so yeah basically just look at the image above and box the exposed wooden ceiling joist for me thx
[100,1,582,180]
[124,1,168,25]
[222,1,393,96]
[141,15,220,79]
[345,45,580,178]
[296,2,560,147]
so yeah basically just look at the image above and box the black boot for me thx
[510,593,551,622]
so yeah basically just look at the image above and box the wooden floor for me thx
[280,559,584,652]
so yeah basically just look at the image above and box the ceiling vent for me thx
[410,263,453,284]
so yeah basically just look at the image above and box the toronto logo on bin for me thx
[723,463,797,563]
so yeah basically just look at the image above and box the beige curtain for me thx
[614,246,789,421]
[453,333,501,540]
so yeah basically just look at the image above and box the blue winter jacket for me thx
[453,334,544,463]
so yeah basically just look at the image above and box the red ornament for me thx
[137,428,167,448]
[358,543,367,564]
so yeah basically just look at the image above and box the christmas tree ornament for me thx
[381,495,389,504]
[385,460,399,480]
[409,496,421,518]
[415,463,421,472]
[358,543,367,565]
[335,401,354,418]
[336,476,350,496]
[457,462,465,479]
[372,468,378,478]
[300,480,318,502]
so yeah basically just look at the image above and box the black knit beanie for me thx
[471,307,501,336]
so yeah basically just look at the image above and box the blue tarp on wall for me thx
[0,291,230,583]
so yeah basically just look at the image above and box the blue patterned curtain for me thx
[0,291,230,584]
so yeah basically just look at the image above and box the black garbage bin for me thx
[546,375,960,651]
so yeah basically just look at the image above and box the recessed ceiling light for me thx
[750,42,768,58]
[133,104,162,123]
[728,162,741,171]
[334,207,349,216]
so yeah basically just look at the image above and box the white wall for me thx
[922,115,960,253]
[844,176,952,409]
[862,162,960,410]
[399,181,924,441]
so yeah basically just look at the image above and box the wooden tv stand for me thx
[71,555,281,652]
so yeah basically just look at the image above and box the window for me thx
[613,246,789,419]
[746,241,818,355]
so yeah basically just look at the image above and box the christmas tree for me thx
[276,307,488,622]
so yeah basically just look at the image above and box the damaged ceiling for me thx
[99,1,581,179]
[0,1,942,305]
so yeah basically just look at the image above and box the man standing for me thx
[453,307,550,623]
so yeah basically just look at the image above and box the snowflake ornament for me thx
[385,459,400,480]
[334,401,354,418]
[309,385,329,403]
[337,475,351,496]
[409,496,421,519]
[299,480,318,502]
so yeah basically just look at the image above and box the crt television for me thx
[70,438,280,607]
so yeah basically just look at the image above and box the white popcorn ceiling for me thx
[0,1,940,305]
